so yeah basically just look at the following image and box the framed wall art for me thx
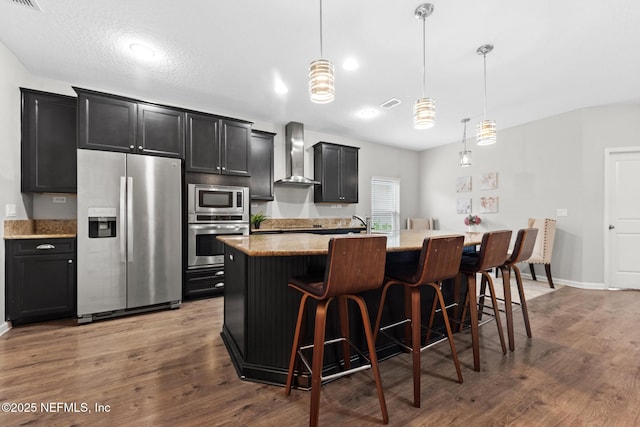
[457,198,471,214]
[479,172,498,190]
[456,176,471,193]
[479,196,498,213]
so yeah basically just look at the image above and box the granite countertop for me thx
[218,229,483,256]
[251,217,365,233]
[4,219,77,240]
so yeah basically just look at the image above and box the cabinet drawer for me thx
[10,238,75,255]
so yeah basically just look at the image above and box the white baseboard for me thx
[0,321,11,337]
[520,273,606,290]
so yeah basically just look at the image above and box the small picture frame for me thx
[456,176,472,193]
[479,172,498,190]
[479,196,498,213]
[457,198,471,214]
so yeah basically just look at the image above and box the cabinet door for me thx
[137,103,185,158]
[21,89,77,193]
[340,146,359,203]
[221,119,251,176]
[185,112,220,173]
[77,90,137,152]
[6,240,76,325]
[314,143,341,202]
[249,130,275,200]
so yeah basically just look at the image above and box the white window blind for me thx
[371,177,400,232]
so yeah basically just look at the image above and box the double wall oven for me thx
[185,184,249,297]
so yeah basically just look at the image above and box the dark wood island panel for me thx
[219,231,481,386]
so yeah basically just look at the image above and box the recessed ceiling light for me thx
[343,57,360,71]
[129,43,155,59]
[357,108,378,119]
[274,80,288,94]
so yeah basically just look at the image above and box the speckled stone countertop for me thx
[4,219,77,239]
[251,217,365,232]
[218,229,482,256]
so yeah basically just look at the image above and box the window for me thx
[371,177,400,232]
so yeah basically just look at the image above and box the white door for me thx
[605,148,640,289]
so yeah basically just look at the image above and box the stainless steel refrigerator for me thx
[77,149,182,323]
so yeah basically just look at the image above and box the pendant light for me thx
[309,0,334,104]
[413,3,435,129]
[476,44,496,145]
[459,118,472,167]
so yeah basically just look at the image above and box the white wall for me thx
[248,120,420,225]
[418,106,640,287]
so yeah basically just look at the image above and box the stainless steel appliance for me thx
[187,184,249,270]
[77,149,182,323]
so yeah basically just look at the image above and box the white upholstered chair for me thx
[407,217,434,230]
[526,218,557,288]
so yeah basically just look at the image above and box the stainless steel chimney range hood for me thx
[275,122,320,186]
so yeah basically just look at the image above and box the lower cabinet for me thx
[184,266,225,300]
[5,238,76,325]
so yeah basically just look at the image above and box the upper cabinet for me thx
[185,112,251,176]
[21,88,77,193]
[249,130,275,200]
[313,142,359,203]
[75,87,184,159]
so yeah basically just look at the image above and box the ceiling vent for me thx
[9,0,42,11]
[380,98,401,109]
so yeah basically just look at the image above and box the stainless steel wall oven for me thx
[187,184,249,270]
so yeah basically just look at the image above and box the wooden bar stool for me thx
[456,230,511,371]
[492,227,538,351]
[373,235,465,408]
[284,235,389,427]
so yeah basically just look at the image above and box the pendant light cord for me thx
[482,53,488,119]
[421,17,426,98]
[319,0,324,58]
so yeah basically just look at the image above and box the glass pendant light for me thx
[413,3,435,129]
[459,118,472,167]
[476,44,496,145]
[309,0,335,104]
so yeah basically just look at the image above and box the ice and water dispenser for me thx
[87,207,117,238]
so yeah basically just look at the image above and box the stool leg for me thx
[349,295,389,424]
[430,284,463,384]
[513,265,532,338]
[337,296,351,370]
[410,286,421,408]
[310,299,330,427]
[478,274,488,321]
[501,266,515,352]
[467,272,481,371]
[404,285,413,348]
[482,272,507,355]
[373,281,394,344]
[425,286,438,344]
[285,293,309,396]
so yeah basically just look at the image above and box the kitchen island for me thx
[218,230,482,387]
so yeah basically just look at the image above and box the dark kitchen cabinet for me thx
[249,130,275,200]
[20,89,77,193]
[184,266,225,300]
[313,142,359,203]
[75,87,185,159]
[185,112,252,176]
[5,238,76,325]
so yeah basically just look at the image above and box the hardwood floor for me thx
[1,286,639,426]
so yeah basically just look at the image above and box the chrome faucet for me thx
[352,215,372,234]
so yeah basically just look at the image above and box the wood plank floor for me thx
[1,285,639,427]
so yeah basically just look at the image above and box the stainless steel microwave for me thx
[187,184,249,223]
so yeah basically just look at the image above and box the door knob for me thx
[609,225,615,230]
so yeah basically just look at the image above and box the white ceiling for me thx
[1,0,639,151]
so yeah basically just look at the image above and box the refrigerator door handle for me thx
[127,176,134,262]
[120,176,126,263]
